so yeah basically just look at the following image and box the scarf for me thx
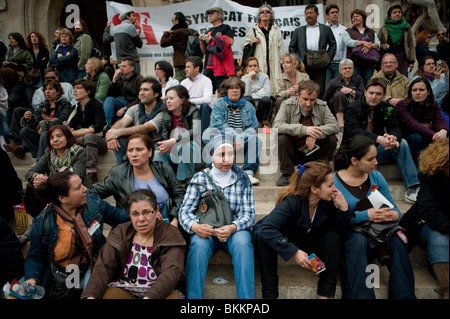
[139,100,164,125]
[210,162,234,189]
[53,205,94,268]
[424,72,435,82]
[50,144,83,175]
[384,18,410,47]
[224,95,247,109]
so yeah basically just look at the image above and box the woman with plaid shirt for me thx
[179,135,255,299]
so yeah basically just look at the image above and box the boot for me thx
[432,262,449,299]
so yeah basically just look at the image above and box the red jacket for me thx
[206,35,235,77]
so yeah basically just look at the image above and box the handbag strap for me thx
[188,170,226,196]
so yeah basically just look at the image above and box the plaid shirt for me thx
[179,165,255,234]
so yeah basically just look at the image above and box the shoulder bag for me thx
[306,49,331,69]
[351,33,380,65]
[242,29,257,65]
[189,171,233,228]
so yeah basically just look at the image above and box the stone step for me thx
[202,263,440,299]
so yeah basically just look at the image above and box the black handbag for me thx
[189,171,233,228]
[242,29,257,64]
[350,221,405,248]
[48,262,89,299]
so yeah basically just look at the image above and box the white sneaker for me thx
[248,175,260,185]
[404,187,419,203]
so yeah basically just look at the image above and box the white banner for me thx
[106,0,324,61]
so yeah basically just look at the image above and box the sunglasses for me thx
[260,10,271,14]
[437,33,445,36]
[427,36,432,39]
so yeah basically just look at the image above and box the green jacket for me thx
[74,33,94,71]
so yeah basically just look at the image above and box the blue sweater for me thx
[333,170,402,225]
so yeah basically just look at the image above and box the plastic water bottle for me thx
[11,282,45,299]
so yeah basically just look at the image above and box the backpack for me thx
[183,29,203,59]
[90,39,102,59]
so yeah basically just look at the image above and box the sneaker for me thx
[88,172,99,184]
[404,186,419,203]
[248,175,260,185]
[276,174,291,186]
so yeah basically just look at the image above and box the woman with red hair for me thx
[415,29,440,64]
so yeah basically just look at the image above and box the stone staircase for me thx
[6,135,441,299]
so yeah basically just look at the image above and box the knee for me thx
[345,232,371,255]
[189,236,213,256]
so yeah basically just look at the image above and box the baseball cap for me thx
[206,7,224,15]
[120,10,134,21]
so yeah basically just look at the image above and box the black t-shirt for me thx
[204,23,234,63]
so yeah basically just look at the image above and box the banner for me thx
[106,0,324,62]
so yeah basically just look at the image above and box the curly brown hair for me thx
[418,138,449,177]
[26,31,48,50]
[219,76,246,98]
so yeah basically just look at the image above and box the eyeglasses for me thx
[260,10,271,14]
[130,209,155,218]
[45,76,56,80]
[382,61,397,65]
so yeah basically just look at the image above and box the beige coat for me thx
[378,26,416,64]
[275,70,310,98]
[371,69,410,101]
[273,97,339,138]
[242,24,285,96]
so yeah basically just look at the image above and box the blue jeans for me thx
[103,96,128,129]
[198,103,212,136]
[342,231,416,299]
[20,126,40,158]
[114,135,128,164]
[420,224,449,264]
[36,130,48,161]
[326,62,341,88]
[153,140,204,181]
[186,230,255,299]
[354,65,375,86]
[236,135,261,176]
[376,139,419,189]
[405,133,429,167]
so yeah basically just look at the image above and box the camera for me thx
[436,61,442,68]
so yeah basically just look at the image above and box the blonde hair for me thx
[86,57,104,78]
[418,138,449,177]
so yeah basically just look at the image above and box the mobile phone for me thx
[298,144,320,156]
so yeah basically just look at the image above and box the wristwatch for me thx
[123,106,128,112]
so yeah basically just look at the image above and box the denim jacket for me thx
[24,193,130,287]
[206,97,258,142]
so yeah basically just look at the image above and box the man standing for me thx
[289,4,336,98]
[325,4,347,87]
[344,77,420,203]
[103,58,143,129]
[199,7,235,94]
[73,20,94,79]
[437,29,450,65]
[371,53,410,107]
[160,12,189,82]
[105,77,165,164]
[273,80,339,186]
[181,56,213,135]
[103,10,143,72]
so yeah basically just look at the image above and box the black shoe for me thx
[4,143,26,159]
[276,174,291,186]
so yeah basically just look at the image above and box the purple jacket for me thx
[395,99,448,140]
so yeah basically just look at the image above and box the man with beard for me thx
[73,20,94,79]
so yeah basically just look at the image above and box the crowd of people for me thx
[0,2,448,301]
